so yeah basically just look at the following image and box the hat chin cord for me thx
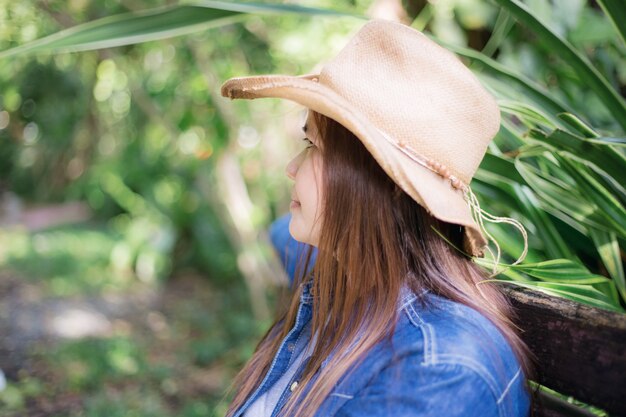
[464,186,528,278]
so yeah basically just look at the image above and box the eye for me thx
[302,137,315,149]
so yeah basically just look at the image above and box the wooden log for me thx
[502,286,626,417]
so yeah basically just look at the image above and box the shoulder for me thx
[323,290,532,417]
[320,291,530,416]
[388,291,530,416]
[329,359,506,417]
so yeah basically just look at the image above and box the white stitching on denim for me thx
[286,321,309,368]
[432,361,504,417]
[409,303,432,363]
[406,303,437,365]
[425,322,437,365]
[399,294,417,310]
[497,367,521,405]
[404,303,424,326]
[330,393,354,399]
[400,297,515,417]
[436,354,499,394]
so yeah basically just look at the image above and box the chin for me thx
[288,219,304,242]
[288,220,316,246]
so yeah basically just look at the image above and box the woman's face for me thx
[286,111,324,247]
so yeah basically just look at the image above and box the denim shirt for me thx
[231,214,531,417]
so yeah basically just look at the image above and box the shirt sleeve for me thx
[334,358,501,417]
[268,213,317,288]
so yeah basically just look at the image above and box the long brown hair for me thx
[226,111,538,417]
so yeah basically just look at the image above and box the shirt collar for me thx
[299,279,428,310]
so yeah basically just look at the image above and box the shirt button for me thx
[287,343,295,352]
[290,381,299,391]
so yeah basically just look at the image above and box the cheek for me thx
[294,153,324,216]
[304,162,323,212]
[313,158,324,214]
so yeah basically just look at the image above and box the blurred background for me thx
[0,0,624,416]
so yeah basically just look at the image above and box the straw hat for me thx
[221,19,527,269]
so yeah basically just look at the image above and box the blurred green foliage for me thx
[0,221,268,415]
[0,0,371,284]
[0,1,372,414]
[0,0,625,415]
[0,224,124,295]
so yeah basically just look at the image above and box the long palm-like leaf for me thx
[0,1,360,59]
[555,154,626,238]
[585,137,626,147]
[498,100,559,130]
[474,258,624,312]
[589,229,626,304]
[511,183,577,260]
[478,153,526,184]
[495,280,623,312]
[481,8,514,57]
[556,113,599,138]
[493,0,626,131]
[529,129,626,186]
[514,158,609,233]
[596,0,626,45]
[511,259,612,284]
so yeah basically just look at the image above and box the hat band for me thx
[374,127,528,277]
[375,127,468,193]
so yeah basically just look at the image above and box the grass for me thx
[0,222,271,416]
[0,223,131,296]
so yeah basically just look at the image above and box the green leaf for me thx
[482,219,543,264]
[589,229,626,304]
[469,178,522,216]
[499,100,558,130]
[473,257,533,282]
[0,2,360,59]
[597,0,626,46]
[478,153,526,184]
[585,137,626,147]
[409,1,434,31]
[514,158,608,234]
[479,279,624,312]
[570,7,621,44]
[481,8,515,57]
[556,113,599,138]
[489,119,529,156]
[507,259,611,284]
[528,129,626,186]
[511,183,577,260]
[577,157,626,208]
[556,154,626,238]
[493,0,626,131]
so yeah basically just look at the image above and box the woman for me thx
[220,19,537,417]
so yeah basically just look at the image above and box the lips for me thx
[290,194,301,209]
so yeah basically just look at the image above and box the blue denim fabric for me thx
[244,320,316,416]
[235,213,530,417]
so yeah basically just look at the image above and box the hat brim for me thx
[221,74,487,257]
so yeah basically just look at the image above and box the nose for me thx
[285,149,305,180]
